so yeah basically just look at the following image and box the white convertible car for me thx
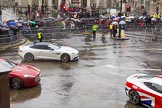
[18,42,79,62]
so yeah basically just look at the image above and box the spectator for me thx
[37,30,43,42]
[92,22,97,40]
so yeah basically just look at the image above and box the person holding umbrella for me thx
[111,21,118,38]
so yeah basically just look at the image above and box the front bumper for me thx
[23,74,41,87]
[71,53,79,61]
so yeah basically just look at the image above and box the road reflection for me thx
[124,101,145,108]
[10,85,41,103]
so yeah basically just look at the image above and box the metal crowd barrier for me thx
[0,34,20,46]
[124,23,162,42]
[20,26,73,40]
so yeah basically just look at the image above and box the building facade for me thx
[4,0,162,16]
[14,0,108,9]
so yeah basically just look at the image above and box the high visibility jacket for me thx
[92,24,97,31]
[109,24,113,30]
[37,32,42,39]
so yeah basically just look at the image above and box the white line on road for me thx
[137,48,162,51]
[104,65,161,72]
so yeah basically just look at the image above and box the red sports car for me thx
[0,58,41,89]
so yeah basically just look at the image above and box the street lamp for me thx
[120,0,122,15]
[118,0,122,39]
[41,0,44,15]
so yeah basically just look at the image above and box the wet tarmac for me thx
[2,34,162,108]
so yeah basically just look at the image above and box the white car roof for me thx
[127,74,162,86]
[34,42,51,46]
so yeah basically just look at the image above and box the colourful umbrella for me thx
[113,17,119,22]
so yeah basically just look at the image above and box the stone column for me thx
[87,0,91,10]
[58,0,62,10]
[48,0,52,8]
[87,0,91,7]
[39,0,42,7]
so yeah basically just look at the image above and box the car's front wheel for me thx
[11,77,23,89]
[61,54,70,62]
[128,90,140,105]
[24,53,34,61]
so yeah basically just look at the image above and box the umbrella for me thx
[0,22,3,26]
[6,19,15,23]
[112,21,118,25]
[121,16,126,19]
[129,16,135,19]
[113,17,119,22]
[119,20,126,24]
[69,4,74,7]
[7,21,17,26]
[151,18,156,21]
[29,21,36,25]
[0,27,10,31]
[139,16,146,19]
[111,15,116,19]
[16,22,22,27]
[18,20,24,23]
[139,16,143,19]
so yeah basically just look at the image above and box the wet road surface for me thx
[2,34,162,108]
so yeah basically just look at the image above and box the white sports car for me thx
[18,42,79,62]
[125,74,162,108]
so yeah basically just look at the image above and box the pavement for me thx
[0,38,30,51]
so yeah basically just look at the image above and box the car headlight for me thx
[23,74,35,78]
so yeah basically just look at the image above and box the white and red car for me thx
[125,74,162,108]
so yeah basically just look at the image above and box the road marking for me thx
[104,65,161,72]
[137,48,162,51]
[106,71,127,77]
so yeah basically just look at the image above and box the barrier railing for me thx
[0,34,21,46]
[19,23,162,41]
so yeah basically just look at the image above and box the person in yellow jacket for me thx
[92,23,97,39]
[109,24,113,38]
[37,30,43,42]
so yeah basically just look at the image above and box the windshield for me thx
[0,60,16,69]
[144,82,162,94]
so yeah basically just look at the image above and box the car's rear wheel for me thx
[24,53,34,61]
[128,90,140,105]
[61,54,70,62]
[11,77,23,89]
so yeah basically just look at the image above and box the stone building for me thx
[150,0,162,15]
[12,0,108,9]
[4,0,162,17]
